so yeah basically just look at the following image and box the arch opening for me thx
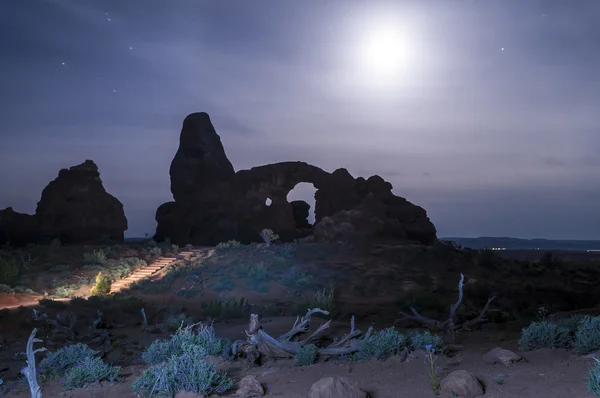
[286,182,317,228]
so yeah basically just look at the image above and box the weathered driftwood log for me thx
[21,328,46,398]
[234,308,373,361]
[396,273,496,333]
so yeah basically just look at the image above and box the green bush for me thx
[132,345,232,397]
[142,323,229,365]
[589,358,600,397]
[518,321,572,351]
[83,249,107,265]
[408,331,443,352]
[38,343,97,379]
[574,316,600,355]
[216,240,242,251]
[90,272,112,296]
[0,257,19,286]
[64,356,120,389]
[358,327,407,360]
[295,344,318,366]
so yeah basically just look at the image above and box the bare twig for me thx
[396,273,496,333]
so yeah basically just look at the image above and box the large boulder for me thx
[154,112,437,246]
[0,160,128,246]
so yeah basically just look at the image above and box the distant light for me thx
[501,47,505,51]
[61,62,65,66]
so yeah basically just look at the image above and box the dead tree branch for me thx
[396,273,496,333]
[21,328,46,398]
[235,309,370,362]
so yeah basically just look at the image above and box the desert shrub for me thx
[64,356,120,389]
[39,343,97,379]
[142,323,229,365]
[0,257,19,286]
[55,284,78,298]
[589,358,600,397]
[237,262,269,281]
[202,297,251,320]
[147,247,162,256]
[216,240,242,251]
[408,331,443,352]
[518,321,572,351]
[110,262,131,279]
[0,284,13,293]
[212,274,235,292]
[132,344,232,397]
[300,286,336,316]
[275,243,296,258]
[358,327,407,360]
[13,285,36,294]
[39,298,67,309]
[397,287,446,319]
[295,344,318,366]
[282,266,312,292]
[555,314,586,333]
[121,257,147,268]
[574,316,600,355]
[259,229,279,247]
[177,287,202,299]
[90,272,112,296]
[238,262,270,292]
[83,249,107,265]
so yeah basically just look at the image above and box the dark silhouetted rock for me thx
[154,112,437,246]
[290,200,311,228]
[35,160,128,243]
[169,112,235,202]
[0,207,38,246]
[0,160,128,246]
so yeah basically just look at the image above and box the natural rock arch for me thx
[155,112,437,246]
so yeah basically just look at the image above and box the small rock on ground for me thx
[440,369,484,398]
[308,376,367,398]
[235,375,264,397]
[483,347,523,366]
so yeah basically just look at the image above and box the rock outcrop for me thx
[0,160,128,246]
[169,112,235,202]
[0,207,37,247]
[155,112,437,246]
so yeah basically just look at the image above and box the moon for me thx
[356,23,417,86]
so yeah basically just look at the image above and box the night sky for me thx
[1,1,599,239]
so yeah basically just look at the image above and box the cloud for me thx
[542,157,568,168]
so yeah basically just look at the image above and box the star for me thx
[501,47,505,51]
[129,46,133,50]
[61,62,66,66]
[107,18,111,22]
[112,89,117,93]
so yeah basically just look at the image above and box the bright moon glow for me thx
[355,23,418,87]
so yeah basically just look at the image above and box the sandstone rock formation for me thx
[0,160,128,246]
[0,207,37,247]
[170,112,235,202]
[154,112,437,246]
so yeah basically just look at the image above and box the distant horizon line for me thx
[122,236,600,242]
